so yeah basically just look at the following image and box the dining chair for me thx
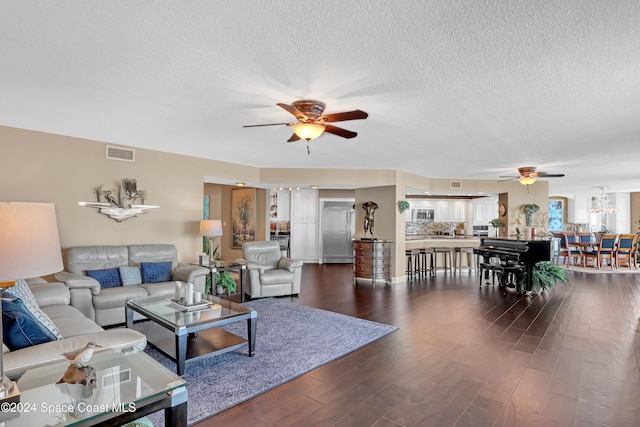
[584,234,618,269]
[553,232,581,267]
[615,234,638,269]
[577,232,593,243]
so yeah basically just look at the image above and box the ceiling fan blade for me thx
[322,109,369,122]
[497,176,519,182]
[287,133,300,143]
[536,172,565,178]
[243,122,291,128]
[325,124,357,139]
[277,103,308,120]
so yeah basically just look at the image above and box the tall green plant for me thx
[216,272,237,295]
[517,261,567,294]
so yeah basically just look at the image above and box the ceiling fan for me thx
[499,166,565,189]
[243,100,368,154]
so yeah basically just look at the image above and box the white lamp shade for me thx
[0,202,63,281]
[199,219,223,237]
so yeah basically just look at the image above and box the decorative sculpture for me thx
[362,201,379,238]
[79,178,159,221]
[62,341,102,368]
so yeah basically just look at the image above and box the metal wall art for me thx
[79,178,159,222]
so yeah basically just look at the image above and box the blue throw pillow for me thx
[119,266,142,286]
[86,268,122,288]
[2,297,56,350]
[140,262,173,283]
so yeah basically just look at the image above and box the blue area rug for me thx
[146,298,397,426]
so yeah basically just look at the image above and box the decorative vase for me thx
[525,212,534,226]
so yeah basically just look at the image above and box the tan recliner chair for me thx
[237,241,303,298]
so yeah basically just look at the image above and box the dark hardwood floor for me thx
[194,264,640,427]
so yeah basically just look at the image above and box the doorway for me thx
[321,201,355,263]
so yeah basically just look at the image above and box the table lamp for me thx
[0,202,63,402]
[199,220,223,261]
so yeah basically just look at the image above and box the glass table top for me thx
[1,348,185,426]
[126,294,254,329]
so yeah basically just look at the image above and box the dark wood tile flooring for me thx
[194,264,640,427]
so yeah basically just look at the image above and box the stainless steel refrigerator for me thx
[322,201,355,263]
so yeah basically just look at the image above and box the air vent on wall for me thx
[106,145,135,162]
[450,180,462,189]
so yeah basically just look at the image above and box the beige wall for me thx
[631,192,640,233]
[0,126,265,264]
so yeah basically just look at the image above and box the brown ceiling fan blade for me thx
[322,110,368,122]
[536,172,565,178]
[287,133,300,143]
[276,103,308,120]
[497,176,519,182]
[243,122,291,128]
[325,124,357,139]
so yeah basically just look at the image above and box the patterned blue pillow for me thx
[6,279,63,339]
[2,296,56,350]
[86,268,122,288]
[119,266,142,286]
[140,262,173,283]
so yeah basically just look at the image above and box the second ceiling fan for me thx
[243,99,368,154]
[499,166,565,191]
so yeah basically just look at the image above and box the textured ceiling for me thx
[2,1,640,194]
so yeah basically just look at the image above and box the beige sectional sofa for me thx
[55,244,209,327]
[3,278,146,378]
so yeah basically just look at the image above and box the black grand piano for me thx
[473,238,552,294]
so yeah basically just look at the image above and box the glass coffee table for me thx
[0,348,186,426]
[126,295,257,375]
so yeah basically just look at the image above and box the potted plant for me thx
[522,204,540,226]
[489,218,502,237]
[517,261,567,294]
[514,213,523,240]
[216,272,237,295]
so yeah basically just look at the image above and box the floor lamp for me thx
[0,202,63,403]
[199,220,223,262]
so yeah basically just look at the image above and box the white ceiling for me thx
[2,1,640,194]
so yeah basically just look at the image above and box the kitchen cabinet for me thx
[612,193,630,233]
[269,190,290,220]
[473,198,497,225]
[290,189,318,261]
[409,199,467,222]
[451,201,467,221]
[567,194,590,224]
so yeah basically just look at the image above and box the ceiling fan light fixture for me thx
[518,176,536,186]
[292,123,325,141]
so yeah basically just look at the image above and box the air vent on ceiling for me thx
[450,180,462,189]
[106,145,135,162]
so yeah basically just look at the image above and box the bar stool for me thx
[453,247,475,274]
[405,249,421,281]
[419,247,436,277]
[433,247,452,274]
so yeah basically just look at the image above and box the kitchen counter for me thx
[405,237,481,250]
[406,235,477,240]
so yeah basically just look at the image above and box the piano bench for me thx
[479,263,523,293]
